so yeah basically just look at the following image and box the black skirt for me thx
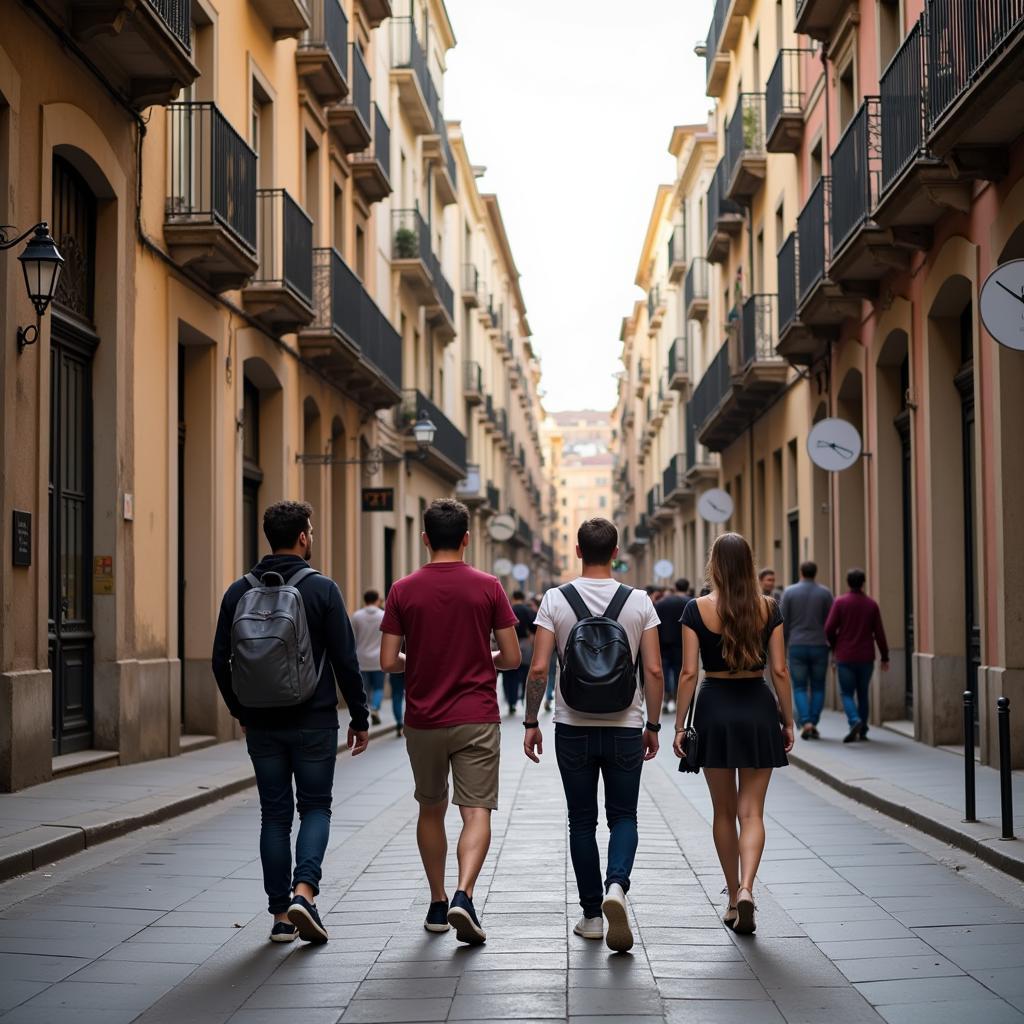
[693,677,789,769]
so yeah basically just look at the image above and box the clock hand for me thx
[816,440,854,459]
[996,280,1024,306]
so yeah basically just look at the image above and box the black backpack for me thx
[558,584,640,714]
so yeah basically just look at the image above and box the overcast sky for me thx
[444,0,716,413]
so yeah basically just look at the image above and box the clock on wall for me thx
[980,258,1024,352]
[697,488,734,524]
[807,418,863,472]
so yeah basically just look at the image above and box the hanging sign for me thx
[12,511,31,567]
[362,488,394,512]
[697,488,734,524]
[807,418,862,472]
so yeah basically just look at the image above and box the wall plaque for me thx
[12,511,31,567]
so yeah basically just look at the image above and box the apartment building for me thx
[0,0,550,791]
[616,0,1024,766]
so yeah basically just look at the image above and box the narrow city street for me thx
[1,720,1023,1024]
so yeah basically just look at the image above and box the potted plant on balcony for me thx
[394,226,418,259]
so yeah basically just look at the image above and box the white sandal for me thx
[734,887,756,935]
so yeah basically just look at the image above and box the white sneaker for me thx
[601,883,633,952]
[573,915,603,940]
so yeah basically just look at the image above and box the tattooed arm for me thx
[523,626,555,762]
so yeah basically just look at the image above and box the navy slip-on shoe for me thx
[447,890,486,945]
[270,921,298,943]
[424,899,450,933]
[287,894,329,944]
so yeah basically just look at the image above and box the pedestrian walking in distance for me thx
[675,532,794,935]
[825,568,890,744]
[351,590,387,728]
[503,590,536,715]
[524,518,664,953]
[212,500,370,946]
[380,499,521,945]
[781,561,833,740]
[655,579,692,714]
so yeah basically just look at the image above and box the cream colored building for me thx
[0,0,550,791]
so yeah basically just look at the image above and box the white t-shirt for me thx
[350,604,385,671]
[535,578,661,729]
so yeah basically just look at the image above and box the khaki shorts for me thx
[404,722,500,810]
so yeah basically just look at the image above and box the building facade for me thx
[0,0,550,791]
[615,0,1024,766]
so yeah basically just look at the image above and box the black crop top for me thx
[680,598,783,673]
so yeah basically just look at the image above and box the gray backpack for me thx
[230,567,325,708]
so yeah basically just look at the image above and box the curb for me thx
[0,721,400,884]
[788,750,1024,882]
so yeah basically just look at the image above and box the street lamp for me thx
[412,412,437,451]
[0,222,64,353]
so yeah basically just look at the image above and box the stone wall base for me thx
[913,652,965,747]
[979,665,1024,769]
[0,670,52,792]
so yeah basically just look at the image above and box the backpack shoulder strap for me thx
[287,566,320,590]
[559,583,592,622]
[603,584,633,623]
[243,573,261,589]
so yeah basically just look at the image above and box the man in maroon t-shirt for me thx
[380,499,520,945]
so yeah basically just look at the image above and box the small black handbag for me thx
[677,691,700,774]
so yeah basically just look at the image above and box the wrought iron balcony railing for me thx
[252,188,313,304]
[766,48,809,151]
[685,257,709,316]
[741,294,778,366]
[401,389,466,473]
[777,232,798,337]
[151,0,191,49]
[725,92,765,177]
[880,18,926,193]
[830,97,881,259]
[797,176,828,304]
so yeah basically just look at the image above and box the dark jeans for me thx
[555,724,643,918]
[390,672,405,726]
[362,670,385,712]
[788,644,829,726]
[661,646,681,701]
[837,661,874,729]
[545,654,557,702]
[502,665,528,709]
[246,726,338,914]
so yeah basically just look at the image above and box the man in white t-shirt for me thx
[350,590,392,731]
[523,518,663,953]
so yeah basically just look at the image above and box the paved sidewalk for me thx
[787,710,1024,879]
[0,710,401,882]
[0,715,1023,1023]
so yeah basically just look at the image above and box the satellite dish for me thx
[807,418,862,472]
[697,488,734,524]
[493,558,513,577]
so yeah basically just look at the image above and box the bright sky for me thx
[444,0,715,413]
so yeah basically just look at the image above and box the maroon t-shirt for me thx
[380,562,518,729]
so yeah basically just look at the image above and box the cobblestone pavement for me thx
[1,718,1023,1024]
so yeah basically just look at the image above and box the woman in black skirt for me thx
[673,533,794,935]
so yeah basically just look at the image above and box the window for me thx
[810,139,823,187]
[775,202,784,251]
[878,0,902,71]
[599,496,607,509]
[838,59,856,130]
[332,183,343,253]
[355,224,366,278]
[304,132,320,232]
[251,78,273,189]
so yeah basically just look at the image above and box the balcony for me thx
[399,390,467,482]
[495,407,509,443]
[486,481,501,513]
[706,159,743,264]
[725,93,766,201]
[795,176,860,331]
[391,208,455,340]
[513,516,533,549]
[634,357,650,398]
[876,18,972,231]
[360,0,391,28]
[776,231,816,366]
[164,102,257,291]
[242,189,314,332]
[464,360,483,405]
[794,0,849,41]
[650,381,666,428]
[423,79,458,206]
[296,0,348,104]
[646,485,665,525]
[69,0,198,108]
[251,0,310,39]
[766,49,808,153]
[462,263,481,307]
[390,17,433,132]
[662,453,690,505]
[668,225,687,283]
[668,336,689,392]
[351,104,392,203]
[300,248,403,410]
[685,257,709,321]
[328,44,371,152]
[647,284,665,333]
[685,405,718,484]
[925,0,1024,159]
[704,0,737,98]
[456,463,485,507]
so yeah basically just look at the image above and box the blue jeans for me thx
[503,665,528,710]
[362,670,385,712]
[661,647,681,701]
[390,673,405,726]
[788,644,830,726]
[545,654,557,703]
[246,727,338,914]
[555,724,643,918]
[837,661,874,729]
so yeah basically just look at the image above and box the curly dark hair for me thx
[423,499,469,552]
[263,500,314,552]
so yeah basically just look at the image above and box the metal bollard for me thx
[963,691,977,823]
[997,697,1014,841]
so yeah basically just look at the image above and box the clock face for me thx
[807,418,862,472]
[653,559,674,580]
[697,488,734,524]
[488,514,516,542]
[980,259,1024,351]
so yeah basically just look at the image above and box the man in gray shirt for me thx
[781,561,833,740]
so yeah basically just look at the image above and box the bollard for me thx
[963,691,977,823]
[998,697,1015,840]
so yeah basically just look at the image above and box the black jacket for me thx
[212,555,370,732]
[655,592,691,651]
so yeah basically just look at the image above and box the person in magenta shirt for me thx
[380,499,521,946]
[825,568,890,744]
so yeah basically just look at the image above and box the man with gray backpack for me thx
[212,500,369,946]
[523,518,663,952]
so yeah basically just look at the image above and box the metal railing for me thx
[166,102,257,251]
[690,342,732,435]
[685,257,708,312]
[881,17,926,192]
[647,284,662,323]
[391,17,430,100]
[300,0,348,75]
[424,75,458,189]
[777,232,798,336]
[486,481,500,510]
[150,0,191,50]
[663,453,685,497]
[926,0,1024,130]
[403,389,466,472]
[668,224,686,267]
[706,158,742,248]
[462,262,479,298]
[252,189,313,304]
[495,407,508,438]
[646,485,661,519]
[766,48,806,138]
[668,336,688,379]
[741,294,778,365]
[705,0,729,83]
[797,176,828,303]
[350,102,392,183]
[347,43,372,131]
[686,406,699,471]
[392,207,430,263]
[830,97,881,258]
[464,360,482,395]
[726,92,765,179]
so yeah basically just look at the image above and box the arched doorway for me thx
[49,155,98,755]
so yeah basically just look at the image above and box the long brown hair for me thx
[706,532,772,671]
